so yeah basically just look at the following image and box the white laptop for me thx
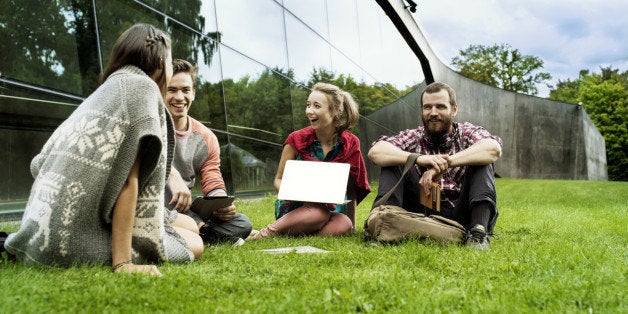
[277,160,351,204]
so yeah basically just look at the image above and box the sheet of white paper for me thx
[260,246,331,254]
[277,160,350,204]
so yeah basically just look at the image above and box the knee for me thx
[321,213,352,236]
[299,205,332,225]
[189,237,204,260]
[174,214,199,234]
[332,213,353,233]
[378,165,404,184]
[468,164,496,182]
[174,227,204,260]
[224,213,253,237]
[467,165,497,201]
[233,213,253,231]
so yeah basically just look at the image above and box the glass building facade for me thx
[0,0,424,215]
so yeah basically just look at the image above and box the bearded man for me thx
[367,82,503,250]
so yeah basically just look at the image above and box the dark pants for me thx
[164,191,253,239]
[373,164,499,233]
[186,210,253,239]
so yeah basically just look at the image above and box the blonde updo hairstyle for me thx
[311,82,360,132]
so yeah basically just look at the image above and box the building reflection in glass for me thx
[0,0,422,211]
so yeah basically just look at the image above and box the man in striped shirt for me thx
[368,82,503,250]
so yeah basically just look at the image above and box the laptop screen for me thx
[277,160,350,204]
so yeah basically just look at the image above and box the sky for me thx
[414,0,628,97]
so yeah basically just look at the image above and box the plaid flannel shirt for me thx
[375,122,503,207]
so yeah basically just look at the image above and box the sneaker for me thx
[466,224,490,251]
[231,237,245,247]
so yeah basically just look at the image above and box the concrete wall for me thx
[359,85,425,179]
[582,111,608,180]
[362,0,607,181]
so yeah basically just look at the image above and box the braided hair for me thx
[101,23,171,95]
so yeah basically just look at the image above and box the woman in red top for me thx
[250,82,370,239]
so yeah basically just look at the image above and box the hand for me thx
[113,263,162,277]
[168,171,192,213]
[419,169,440,197]
[416,154,450,173]
[212,204,236,221]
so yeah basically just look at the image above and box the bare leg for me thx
[256,203,331,238]
[173,227,203,260]
[171,214,203,260]
[171,214,199,234]
[317,212,352,236]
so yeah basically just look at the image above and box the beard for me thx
[422,114,454,140]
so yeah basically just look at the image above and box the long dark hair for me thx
[100,23,171,94]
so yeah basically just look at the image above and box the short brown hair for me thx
[172,59,198,87]
[420,82,457,107]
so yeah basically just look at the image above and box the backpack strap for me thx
[372,153,419,208]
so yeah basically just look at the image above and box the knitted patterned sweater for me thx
[5,66,193,266]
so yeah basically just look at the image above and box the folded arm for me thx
[447,138,502,167]
[368,140,449,171]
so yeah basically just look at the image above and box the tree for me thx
[1,0,86,94]
[306,68,412,116]
[451,43,551,95]
[1,0,219,97]
[549,67,628,181]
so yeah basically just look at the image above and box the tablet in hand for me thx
[190,195,235,220]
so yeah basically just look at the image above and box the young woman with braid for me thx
[249,83,371,239]
[4,23,203,276]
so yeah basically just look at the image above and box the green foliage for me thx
[2,0,405,132]
[451,43,551,95]
[307,67,415,116]
[189,66,411,147]
[2,179,627,313]
[1,0,219,97]
[224,68,295,143]
[0,0,90,94]
[549,67,628,181]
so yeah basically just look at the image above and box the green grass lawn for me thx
[1,178,626,313]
